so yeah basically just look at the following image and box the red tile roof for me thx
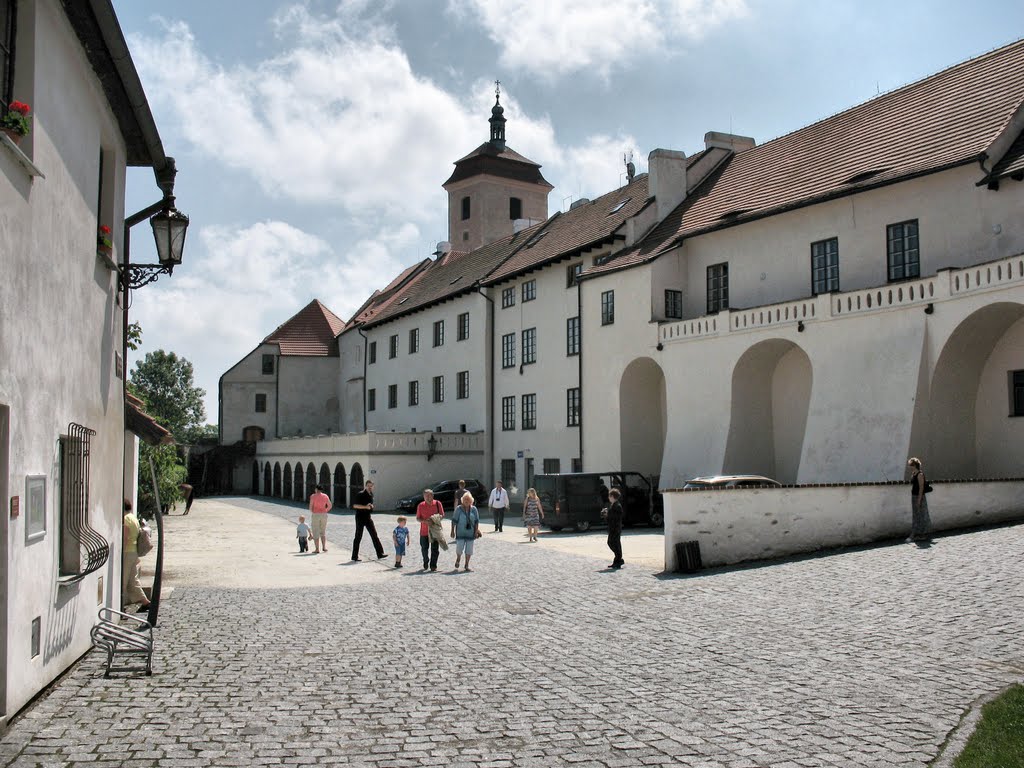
[591,38,1024,276]
[444,142,552,188]
[264,299,346,356]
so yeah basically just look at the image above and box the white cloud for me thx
[450,0,749,79]
[130,218,420,421]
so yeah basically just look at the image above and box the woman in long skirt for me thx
[907,457,931,543]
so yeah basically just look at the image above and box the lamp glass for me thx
[151,208,189,267]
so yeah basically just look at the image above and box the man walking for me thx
[606,488,624,569]
[488,480,509,532]
[309,484,332,554]
[351,480,386,561]
[416,488,445,571]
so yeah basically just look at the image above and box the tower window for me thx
[461,196,471,221]
[510,197,522,220]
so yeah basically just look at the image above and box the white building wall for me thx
[669,166,1024,321]
[277,356,340,437]
[338,328,365,434]
[0,0,132,719]
[491,261,584,499]
[365,293,489,435]
[220,344,278,443]
[976,316,1024,476]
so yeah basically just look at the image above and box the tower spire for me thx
[489,79,506,150]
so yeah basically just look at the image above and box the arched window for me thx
[294,463,304,501]
[283,463,293,498]
[319,463,331,497]
[273,464,282,497]
[306,465,317,499]
[461,196,471,221]
[350,463,364,502]
[510,197,522,220]
[334,463,347,508]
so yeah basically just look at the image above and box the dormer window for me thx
[461,196,471,221]
[510,197,522,220]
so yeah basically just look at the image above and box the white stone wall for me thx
[364,293,489,434]
[0,0,131,719]
[491,261,585,499]
[663,481,1024,569]
[220,343,279,443]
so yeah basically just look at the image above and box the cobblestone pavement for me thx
[2,497,1022,767]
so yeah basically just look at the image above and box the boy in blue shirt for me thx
[296,515,311,553]
[393,516,410,569]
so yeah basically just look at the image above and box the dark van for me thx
[533,472,664,532]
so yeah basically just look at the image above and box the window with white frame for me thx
[456,371,469,399]
[501,332,516,368]
[665,290,683,319]
[522,327,536,365]
[522,394,537,430]
[433,320,445,347]
[567,316,580,356]
[567,387,581,426]
[388,334,398,359]
[502,286,516,308]
[409,327,419,354]
[501,396,516,430]
[887,220,920,282]
[601,290,615,325]
[707,263,729,313]
[408,380,419,407]
[388,384,398,409]
[457,312,469,341]
[432,375,444,403]
[500,459,516,488]
[811,237,840,295]
[522,279,536,302]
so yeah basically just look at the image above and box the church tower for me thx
[443,84,552,251]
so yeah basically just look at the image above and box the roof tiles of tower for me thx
[587,38,1024,278]
[264,299,347,356]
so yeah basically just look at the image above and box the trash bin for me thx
[675,540,702,573]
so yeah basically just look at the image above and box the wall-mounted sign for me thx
[9,495,18,518]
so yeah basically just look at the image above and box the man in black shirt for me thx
[606,488,624,569]
[351,480,386,561]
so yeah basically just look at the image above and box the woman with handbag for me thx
[450,492,481,572]
[907,457,932,543]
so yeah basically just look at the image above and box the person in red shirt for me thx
[415,488,445,571]
[308,484,333,554]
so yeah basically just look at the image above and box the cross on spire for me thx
[495,79,501,101]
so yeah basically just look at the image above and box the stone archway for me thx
[925,302,1024,478]
[350,463,364,502]
[319,463,331,499]
[294,463,304,502]
[333,463,347,508]
[273,463,282,497]
[251,461,260,494]
[305,465,317,499]
[724,339,812,484]
[263,463,272,496]
[619,357,667,476]
[283,463,292,499]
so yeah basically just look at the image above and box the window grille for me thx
[59,423,109,582]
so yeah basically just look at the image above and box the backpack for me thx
[136,521,154,556]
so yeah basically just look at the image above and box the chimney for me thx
[704,131,756,152]
[648,149,688,222]
[434,241,452,260]
[569,198,591,210]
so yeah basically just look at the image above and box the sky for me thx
[111,0,1024,424]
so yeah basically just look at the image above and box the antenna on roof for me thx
[624,151,635,182]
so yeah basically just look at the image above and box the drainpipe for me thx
[357,325,369,432]
[274,352,281,438]
[476,285,496,484]
[576,279,584,470]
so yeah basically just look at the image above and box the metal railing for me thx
[58,422,109,583]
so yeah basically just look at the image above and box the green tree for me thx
[129,350,206,515]
[129,350,206,442]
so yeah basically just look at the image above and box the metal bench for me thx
[90,607,153,677]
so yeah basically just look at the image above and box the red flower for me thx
[99,225,111,235]
[9,101,30,115]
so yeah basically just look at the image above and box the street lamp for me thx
[119,158,190,292]
[426,433,438,461]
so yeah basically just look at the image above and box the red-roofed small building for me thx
[219,300,347,453]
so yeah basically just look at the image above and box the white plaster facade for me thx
[580,164,1024,490]
[0,0,175,722]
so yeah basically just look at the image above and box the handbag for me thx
[924,481,933,494]
[136,521,153,556]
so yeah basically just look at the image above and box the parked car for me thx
[683,475,781,489]
[395,478,489,513]
[534,472,663,532]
